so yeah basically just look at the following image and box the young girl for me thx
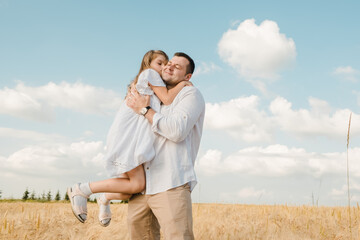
[67,50,192,227]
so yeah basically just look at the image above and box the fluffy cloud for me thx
[333,66,359,82]
[236,187,269,198]
[193,62,221,76]
[0,140,107,198]
[196,145,360,178]
[330,182,360,202]
[354,91,360,108]
[0,81,122,121]
[205,95,274,142]
[0,141,105,178]
[0,86,53,121]
[331,183,360,197]
[270,96,359,137]
[197,145,307,176]
[0,127,65,142]
[220,187,272,201]
[218,19,296,80]
[204,95,359,142]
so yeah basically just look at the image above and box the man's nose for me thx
[167,64,175,71]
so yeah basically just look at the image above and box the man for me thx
[126,52,205,240]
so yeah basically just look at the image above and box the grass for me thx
[1,202,359,240]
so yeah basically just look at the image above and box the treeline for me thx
[0,188,97,202]
[21,188,70,202]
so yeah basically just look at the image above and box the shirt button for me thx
[147,167,149,170]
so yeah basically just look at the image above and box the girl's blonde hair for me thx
[132,50,169,86]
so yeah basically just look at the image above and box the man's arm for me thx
[152,88,204,142]
[126,90,155,124]
[127,87,205,143]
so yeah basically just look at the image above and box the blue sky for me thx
[1,0,360,205]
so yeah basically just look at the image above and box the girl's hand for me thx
[183,81,193,87]
[178,81,193,87]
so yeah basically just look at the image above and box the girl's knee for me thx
[132,179,145,193]
[127,165,146,193]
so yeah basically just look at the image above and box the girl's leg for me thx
[89,164,146,194]
[95,166,145,227]
[98,173,131,201]
[68,165,145,223]
[96,191,131,227]
[105,192,132,201]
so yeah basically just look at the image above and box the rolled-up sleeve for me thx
[151,87,205,143]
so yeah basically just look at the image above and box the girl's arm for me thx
[150,81,193,105]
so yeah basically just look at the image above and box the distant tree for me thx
[47,190,52,201]
[30,190,36,200]
[41,191,46,201]
[55,190,61,201]
[64,192,69,201]
[0,190,2,199]
[22,188,30,201]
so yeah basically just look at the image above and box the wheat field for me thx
[1,201,359,240]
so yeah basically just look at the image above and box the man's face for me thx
[162,56,191,86]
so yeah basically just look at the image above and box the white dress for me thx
[105,69,165,177]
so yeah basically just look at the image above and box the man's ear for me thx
[185,73,192,81]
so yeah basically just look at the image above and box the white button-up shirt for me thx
[144,86,205,195]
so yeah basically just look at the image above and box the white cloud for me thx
[330,188,344,196]
[193,62,221,76]
[334,66,357,75]
[270,96,359,138]
[0,140,107,198]
[197,145,360,178]
[0,86,53,121]
[204,95,359,142]
[0,81,122,121]
[220,187,271,201]
[355,91,360,108]
[195,149,223,176]
[330,184,360,196]
[197,145,306,176]
[83,130,94,137]
[218,19,296,81]
[205,95,274,142]
[236,187,268,198]
[0,141,105,178]
[334,66,359,82]
[330,182,360,202]
[0,127,65,142]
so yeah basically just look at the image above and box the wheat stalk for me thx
[347,112,352,239]
[36,214,41,230]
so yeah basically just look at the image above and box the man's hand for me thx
[126,89,150,114]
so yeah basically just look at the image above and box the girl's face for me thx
[150,55,167,76]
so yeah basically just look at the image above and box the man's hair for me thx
[174,52,195,75]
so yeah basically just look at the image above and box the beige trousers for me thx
[127,184,194,240]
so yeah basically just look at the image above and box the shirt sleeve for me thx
[136,69,165,95]
[151,87,205,143]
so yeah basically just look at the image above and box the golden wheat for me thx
[0,202,359,240]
